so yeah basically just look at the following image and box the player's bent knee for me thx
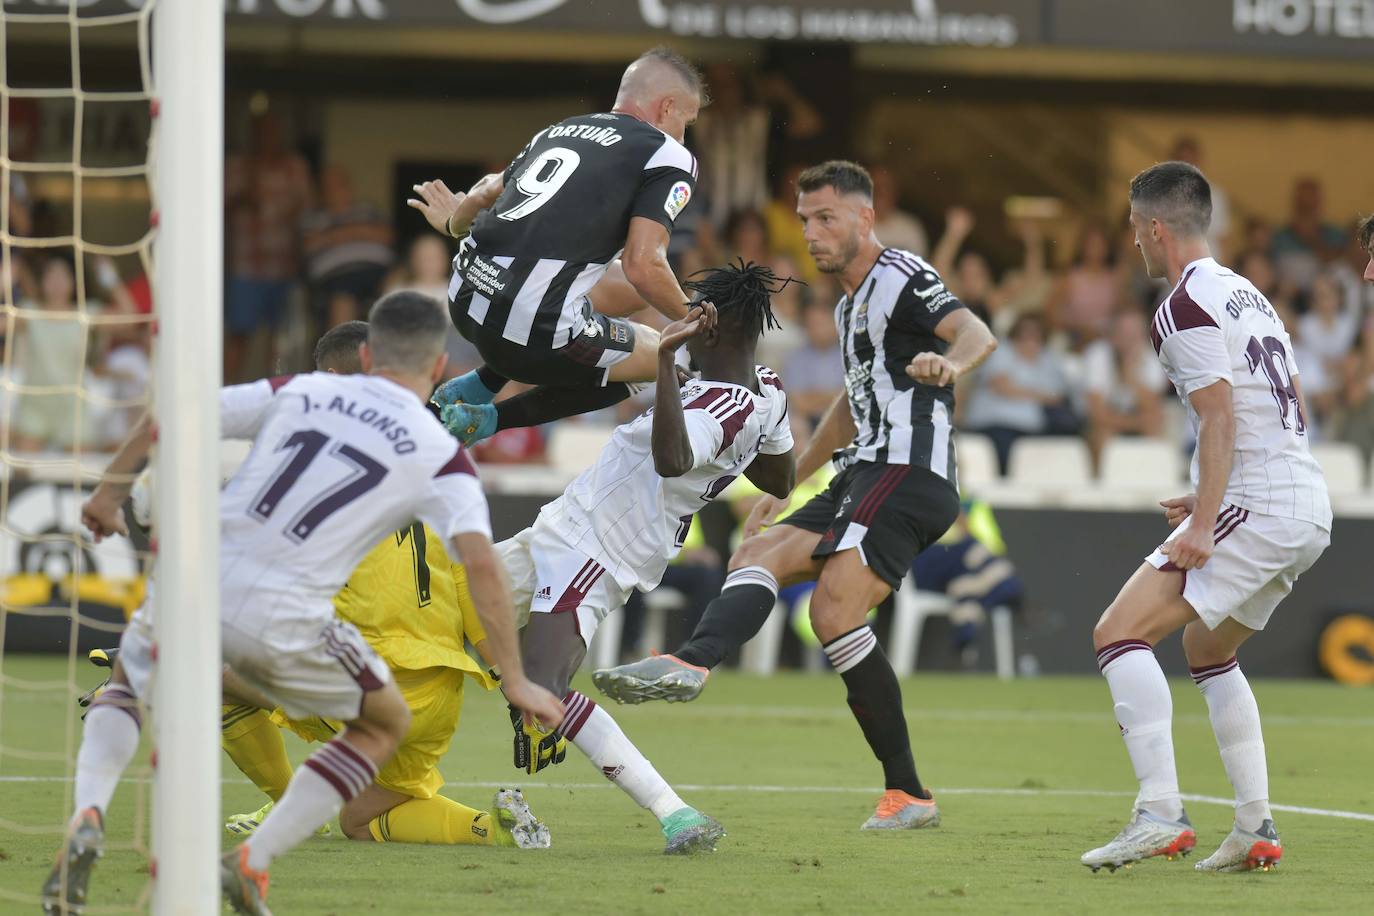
[338,809,375,842]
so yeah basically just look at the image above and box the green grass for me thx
[2,653,1372,913]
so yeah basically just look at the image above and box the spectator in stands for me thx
[1278,299,1336,429]
[933,208,1050,334]
[1082,309,1166,468]
[224,111,312,382]
[9,255,88,452]
[1047,220,1119,346]
[1299,271,1359,380]
[384,235,478,378]
[782,301,845,433]
[89,256,152,448]
[762,164,818,283]
[1332,311,1374,459]
[1170,136,1231,258]
[693,64,821,230]
[1271,177,1348,296]
[302,164,394,332]
[870,165,928,257]
[962,313,1073,474]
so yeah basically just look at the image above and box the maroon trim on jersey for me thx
[1095,638,1151,673]
[1167,267,1216,332]
[758,369,784,391]
[554,558,605,613]
[435,444,477,478]
[267,373,296,392]
[683,386,735,412]
[714,400,756,458]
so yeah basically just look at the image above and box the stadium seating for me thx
[954,433,999,490]
[1309,442,1365,497]
[1099,438,1185,491]
[1006,437,1093,489]
[889,578,1015,680]
[546,423,615,476]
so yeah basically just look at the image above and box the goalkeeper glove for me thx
[509,704,567,775]
[77,647,119,715]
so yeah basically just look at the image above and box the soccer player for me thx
[1080,162,1330,873]
[502,261,796,854]
[50,292,564,915]
[596,161,998,831]
[1360,213,1374,283]
[220,320,550,851]
[406,47,715,445]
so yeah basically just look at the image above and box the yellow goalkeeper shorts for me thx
[272,666,465,800]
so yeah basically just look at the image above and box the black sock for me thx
[673,567,779,669]
[822,625,928,798]
[476,366,508,395]
[495,383,631,431]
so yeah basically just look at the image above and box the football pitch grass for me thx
[1,654,1371,914]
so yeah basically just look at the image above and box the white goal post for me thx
[151,1,223,912]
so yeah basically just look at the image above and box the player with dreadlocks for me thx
[495,260,797,854]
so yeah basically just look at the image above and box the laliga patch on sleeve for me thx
[663,181,692,220]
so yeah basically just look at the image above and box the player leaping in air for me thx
[596,161,998,832]
[499,260,796,854]
[52,293,564,916]
[407,46,716,446]
[1081,162,1330,874]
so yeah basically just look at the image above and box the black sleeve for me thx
[891,263,966,333]
[630,166,697,234]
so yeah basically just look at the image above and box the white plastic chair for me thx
[955,433,1000,489]
[1309,442,1364,497]
[889,574,1015,680]
[1007,437,1093,488]
[1100,438,1184,490]
[546,424,614,476]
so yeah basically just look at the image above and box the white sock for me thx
[73,686,142,821]
[246,738,377,871]
[563,691,686,822]
[1096,640,1183,821]
[1192,658,1271,831]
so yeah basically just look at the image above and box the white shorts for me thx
[221,592,392,722]
[118,598,157,704]
[497,521,631,644]
[1146,504,1329,631]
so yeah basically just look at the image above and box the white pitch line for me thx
[2,776,1371,822]
[644,705,1374,728]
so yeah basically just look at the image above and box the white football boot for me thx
[1081,808,1196,872]
[1195,819,1282,873]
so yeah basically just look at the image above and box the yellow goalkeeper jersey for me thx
[332,522,494,689]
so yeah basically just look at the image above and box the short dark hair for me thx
[313,320,368,373]
[634,46,706,101]
[1358,214,1374,253]
[366,291,449,372]
[1129,161,1212,237]
[797,160,873,202]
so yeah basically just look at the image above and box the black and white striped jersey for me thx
[832,248,966,483]
[450,112,698,351]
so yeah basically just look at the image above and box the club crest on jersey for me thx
[664,181,692,220]
[854,299,870,332]
[609,322,630,345]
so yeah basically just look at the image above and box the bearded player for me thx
[1081,162,1329,873]
[502,261,795,854]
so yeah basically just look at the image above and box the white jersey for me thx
[1151,257,1331,530]
[539,366,793,591]
[218,372,491,622]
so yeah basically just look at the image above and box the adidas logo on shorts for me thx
[536,586,553,601]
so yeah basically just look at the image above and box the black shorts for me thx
[782,461,961,591]
[451,292,636,388]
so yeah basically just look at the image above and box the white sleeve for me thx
[759,403,794,456]
[419,445,493,546]
[220,377,282,439]
[1159,327,1232,395]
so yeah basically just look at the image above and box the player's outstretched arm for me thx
[744,394,854,536]
[451,532,565,728]
[1164,380,1234,571]
[81,410,153,542]
[907,308,998,387]
[622,217,693,322]
[650,305,717,477]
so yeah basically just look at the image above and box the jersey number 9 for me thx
[498,146,581,222]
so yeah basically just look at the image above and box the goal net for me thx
[1,1,222,911]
